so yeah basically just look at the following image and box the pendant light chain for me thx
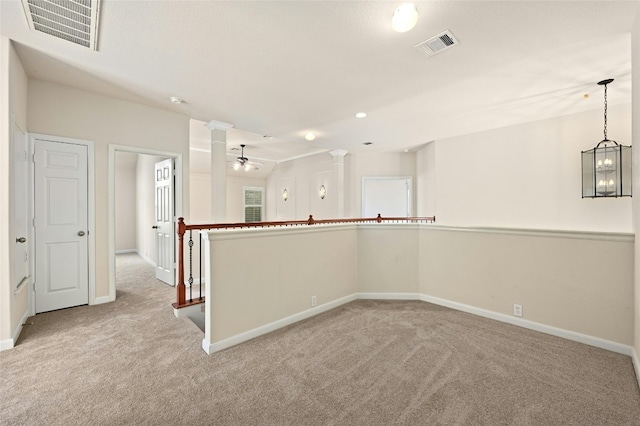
[603,82,608,141]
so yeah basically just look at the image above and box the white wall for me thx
[27,79,190,300]
[204,225,358,351]
[420,104,632,232]
[203,224,634,354]
[115,154,137,251]
[416,142,436,217]
[266,153,335,221]
[346,152,416,218]
[189,174,266,223]
[0,38,29,346]
[419,227,634,346]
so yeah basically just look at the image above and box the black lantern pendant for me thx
[581,79,632,198]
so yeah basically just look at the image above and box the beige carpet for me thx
[1,253,639,425]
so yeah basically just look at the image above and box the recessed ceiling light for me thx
[583,93,590,99]
[363,142,373,146]
[355,112,367,118]
[305,132,316,141]
[169,96,183,104]
[392,3,419,33]
[263,135,273,139]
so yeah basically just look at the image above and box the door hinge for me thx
[24,151,28,161]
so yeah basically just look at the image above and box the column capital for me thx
[205,120,234,131]
[330,149,348,158]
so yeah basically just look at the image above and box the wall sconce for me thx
[319,185,326,199]
[581,79,632,198]
[282,188,288,201]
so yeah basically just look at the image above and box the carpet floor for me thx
[1,253,639,425]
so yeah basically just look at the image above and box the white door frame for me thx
[108,145,183,301]
[29,133,96,316]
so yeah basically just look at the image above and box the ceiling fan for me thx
[232,144,262,171]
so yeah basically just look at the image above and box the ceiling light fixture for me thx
[305,132,316,141]
[392,3,419,33]
[581,79,632,198]
[233,144,254,172]
[355,112,367,118]
[169,96,183,104]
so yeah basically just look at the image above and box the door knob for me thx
[77,231,85,236]
[152,226,159,229]
[16,237,27,243]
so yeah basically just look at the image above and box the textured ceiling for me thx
[1,1,637,161]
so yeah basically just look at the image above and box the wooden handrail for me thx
[173,214,435,309]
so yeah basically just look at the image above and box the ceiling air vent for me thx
[21,0,101,50]
[415,30,458,58]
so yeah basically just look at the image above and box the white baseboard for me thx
[200,292,634,360]
[420,294,633,356]
[632,347,640,390]
[135,250,156,267]
[115,249,137,254]
[357,292,421,300]
[93,295,114,305]
[202,294,357,354]
[0,308,31,351]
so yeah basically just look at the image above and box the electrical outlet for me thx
[513,304,523,317]
[311,295,317,307]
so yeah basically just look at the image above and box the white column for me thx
[206,120,233,223]
[330,149,348,218]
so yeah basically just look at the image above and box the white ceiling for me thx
[1,1,637,162]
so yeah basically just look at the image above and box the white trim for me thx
[200,291,635,358]
[357,292,420,300]
[205,120,233,131]
[93,295,113,305]
[632,348,640,390]
[420,294,633,356]
[115,249,137,254]
[205,223,358,241]
[136,250,155,267]
[0,308,30,351]
[202,294,357,354]
[0,339,14,351]
[423,224,634,243]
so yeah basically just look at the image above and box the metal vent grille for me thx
[415,30,458,58]
[21,0,100,50]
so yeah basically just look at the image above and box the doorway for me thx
[108,145,183,301]
[362,176,413,218]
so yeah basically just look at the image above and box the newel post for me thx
[176,217,186,306]
[376,214,383,223]
[308,215,316,225]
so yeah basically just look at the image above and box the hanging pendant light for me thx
[581,79,632,198]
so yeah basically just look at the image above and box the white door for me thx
[34,140,89,313]
[154,158,175,285]
[13,124,30,291]
[362,177,412,217]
